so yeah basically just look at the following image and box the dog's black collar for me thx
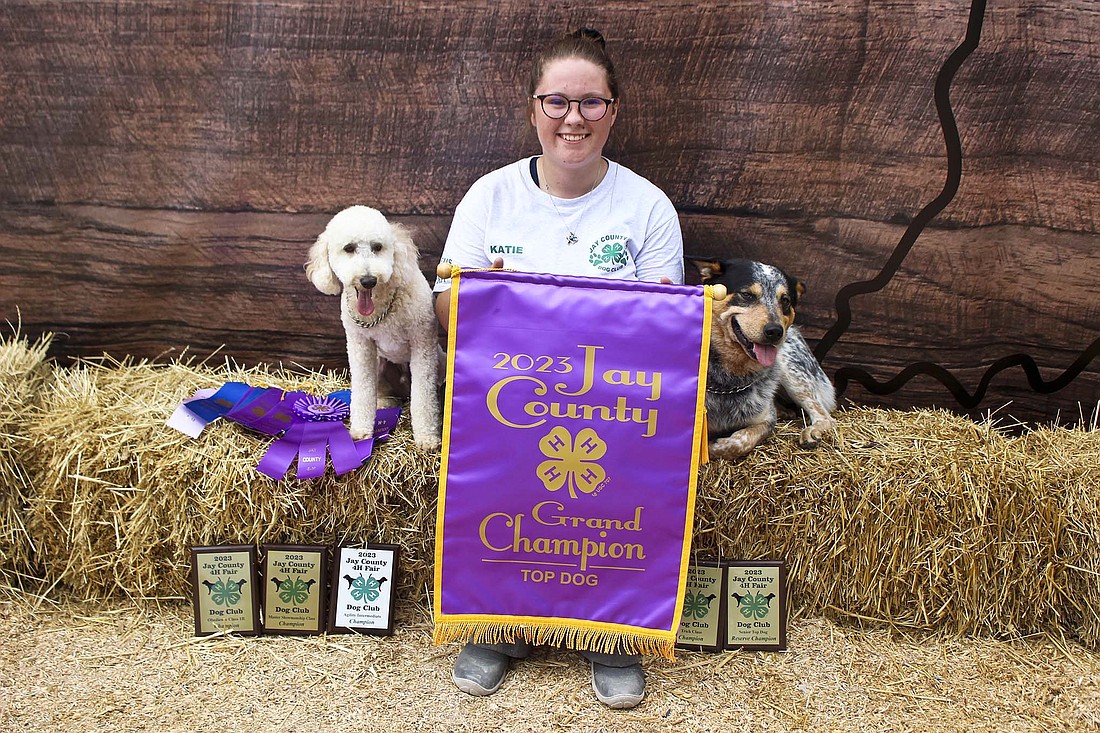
[346,288,399,329]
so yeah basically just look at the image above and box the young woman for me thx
[434,28,684,709]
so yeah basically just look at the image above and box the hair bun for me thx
[571,27,606,49]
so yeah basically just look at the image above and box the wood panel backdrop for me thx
[1,0,1097,425]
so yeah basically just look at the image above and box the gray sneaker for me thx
[590,660,645,709]
[452,644,510,696]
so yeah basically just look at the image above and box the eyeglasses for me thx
[532,94,616,121]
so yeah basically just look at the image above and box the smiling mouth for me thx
[355,286,375,317]
[731,320,779,367]
[559,133,589,142]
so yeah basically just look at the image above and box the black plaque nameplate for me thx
[676,559,727,652]
[260,544,328,635]
[328,544,399,635]
[191,545,261,636]
[724,560,787,652]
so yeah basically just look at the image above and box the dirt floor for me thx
[1,589,1098,733]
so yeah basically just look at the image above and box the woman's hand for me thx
[434,258,507,329]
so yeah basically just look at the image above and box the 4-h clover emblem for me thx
[271,576,315,606]
[733,591,776,620]
[343,573,387,602]
[536,426,608,499]
[589,241,628,270]
[202,578,246,607]
[683,590,717,620]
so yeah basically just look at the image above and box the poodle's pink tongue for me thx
[753,343,778,367]
[357,289,375,317]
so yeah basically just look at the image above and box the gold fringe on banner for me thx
[432,619,678,660]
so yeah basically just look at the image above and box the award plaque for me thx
[724,560,788,651]
[190,545,261,636]
[676,559,726,652]
[328,544,399,635]
[260,545,328,635]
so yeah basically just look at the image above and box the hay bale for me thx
[1013,426,1100,646]
[16,354,1100,647]
[24,356,440,602]
[0,331,53,582]
[692,407,1100,643]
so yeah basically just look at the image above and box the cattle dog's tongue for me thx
[753,343,778,367]
[356,288,375,317]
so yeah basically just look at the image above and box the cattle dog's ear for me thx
[686,256,725,282]
[782,270,806,307]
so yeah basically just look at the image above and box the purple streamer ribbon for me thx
[171,383,401,479]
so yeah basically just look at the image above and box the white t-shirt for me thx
[433,157,684,291]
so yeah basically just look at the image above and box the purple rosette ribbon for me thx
[293,395,350,422]
[171,383,401,479]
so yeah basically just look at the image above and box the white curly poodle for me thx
[306,205,441,450]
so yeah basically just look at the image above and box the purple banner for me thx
[433,271,712,657]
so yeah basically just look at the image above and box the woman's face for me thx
[530,57,617,172]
